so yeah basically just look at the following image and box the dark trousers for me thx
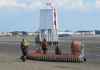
[22,49,27,56]
[42,48,47,54]
[21,48,28,62]
[55,48,61,55]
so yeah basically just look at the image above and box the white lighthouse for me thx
[39,3,58,46]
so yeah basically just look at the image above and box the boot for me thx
[22,56,26,62]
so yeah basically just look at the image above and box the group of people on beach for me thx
[20,38,61,62]
[41,38,61,55]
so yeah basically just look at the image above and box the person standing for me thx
[21,38,29,62]
[42,38,48,54]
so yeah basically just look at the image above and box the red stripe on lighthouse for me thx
[49,3,57,30]
[54,9,57,30]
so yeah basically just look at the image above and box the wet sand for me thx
[0,35,100,70]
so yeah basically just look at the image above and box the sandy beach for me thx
[0,35,100,70]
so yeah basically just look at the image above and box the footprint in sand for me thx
[30,66,34,68]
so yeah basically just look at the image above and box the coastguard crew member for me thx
[55,45,61,55]
[42,38,48,54]
[21,38,30,62]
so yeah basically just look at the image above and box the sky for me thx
[0,0,100,32]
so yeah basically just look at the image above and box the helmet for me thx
[22,38,26,41]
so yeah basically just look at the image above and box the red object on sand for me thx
[25,40,86,62]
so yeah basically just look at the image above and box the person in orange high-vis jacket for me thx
[42,38,48,54]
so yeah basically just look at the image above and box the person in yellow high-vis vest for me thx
[21,38,30,62]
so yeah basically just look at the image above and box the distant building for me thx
[12,31,28,36]
[74,31,81,35]
[12,31,21,36]
[2,32,6,36]
[58,31,74,35]
[94,30,100,34]
[0,31,2,36]
[22,31,28,36]
[76,31,95,35]
[28,32,33,35]
[6,32,12,36]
